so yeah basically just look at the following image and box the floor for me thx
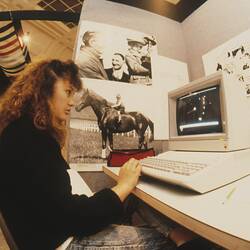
[0,228,9,250]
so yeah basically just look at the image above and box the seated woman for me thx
[0,59,215,250]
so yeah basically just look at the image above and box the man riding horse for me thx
[111,94,125,123]
[75,89,154,158]
[99,94,125,129]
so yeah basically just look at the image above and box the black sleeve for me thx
[64,189,124,236]
[28,131,124,237]
[1,119,124,238]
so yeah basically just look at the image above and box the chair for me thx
[0,210,19,250]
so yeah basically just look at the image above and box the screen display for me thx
[176,85,222,136]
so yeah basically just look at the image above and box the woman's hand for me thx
[111,158,142,202]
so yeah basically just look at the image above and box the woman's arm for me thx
[112,158,141,202]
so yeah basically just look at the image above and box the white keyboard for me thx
[140,157,207,176]
[138,150,250,193]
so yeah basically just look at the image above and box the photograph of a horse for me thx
[75,89,154,158]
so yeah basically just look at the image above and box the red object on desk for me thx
[107,148,155,167]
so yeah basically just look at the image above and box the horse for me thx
[75,89,154,158]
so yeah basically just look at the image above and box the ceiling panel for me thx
[37,0,83,28]
[36,0,207,25]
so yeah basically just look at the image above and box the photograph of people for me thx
[74,21,157,85]
[141,35,157,78]
[105,53,130,82]
[126,38,153,85]
[75,31,108,80]
[0,59,213,250]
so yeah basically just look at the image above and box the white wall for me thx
[76,0,190,140]
[182,0,250,80]
[75,0,250,144]
[80,0,250,81]
[79,0,187,62]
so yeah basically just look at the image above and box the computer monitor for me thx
[168,71,250,152]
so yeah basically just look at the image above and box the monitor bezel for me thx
[168,72,227,142]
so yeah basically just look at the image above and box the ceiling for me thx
[0,0,78,60]
[0,0,208,24]
[0,0,208,93]
[37,0,83,28]
[33,0,207,23]
[0,0,208,63]
[108,0,208,22]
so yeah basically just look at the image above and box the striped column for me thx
[0,21,30,76]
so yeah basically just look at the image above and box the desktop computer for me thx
[141,71,250,193]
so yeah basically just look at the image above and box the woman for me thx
[0,59,213,250]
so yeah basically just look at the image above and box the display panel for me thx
[176,85,222,136]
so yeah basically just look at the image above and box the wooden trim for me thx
[0,212,18,250]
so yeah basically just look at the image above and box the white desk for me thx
[103,166,250,250]
[57,169,93,250]
[67,169,93,196]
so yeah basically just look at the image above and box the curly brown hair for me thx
[0,59,82,146]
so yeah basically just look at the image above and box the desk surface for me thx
[103,166,250,250]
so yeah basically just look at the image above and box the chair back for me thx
[0,211,19,250]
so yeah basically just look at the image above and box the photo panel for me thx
[69,79,156,164]
[202,28,250,95]
[74,20,158,86]
[70,18,189,165]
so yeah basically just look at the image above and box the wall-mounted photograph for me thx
[74,21,157,86]
[203,28,250,95]
[69,84,154,164]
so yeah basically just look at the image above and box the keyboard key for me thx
[140,157,207,176]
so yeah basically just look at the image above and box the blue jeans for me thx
[67,197,177,249]
[67,224,176,250]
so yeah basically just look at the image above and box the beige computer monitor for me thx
[168,71,250,152]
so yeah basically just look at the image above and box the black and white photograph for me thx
[74,21,157,85]
[246,84,250,97]
[69,86,154,163]
[214,44,250,83]
[203,28,250,95]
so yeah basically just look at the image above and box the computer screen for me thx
[176,85,222,136]
[168,71,250,152]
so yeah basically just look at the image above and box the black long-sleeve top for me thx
[0,116,123,250]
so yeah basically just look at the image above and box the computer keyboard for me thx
[138,150,250,193]
[140,157,207,176]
